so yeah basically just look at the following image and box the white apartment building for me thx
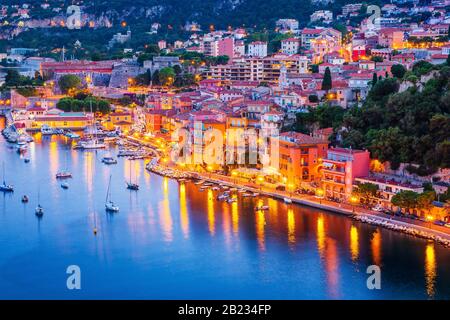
[247,41,268,57]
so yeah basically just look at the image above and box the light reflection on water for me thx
[0,136,449,299]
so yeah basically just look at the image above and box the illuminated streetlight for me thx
[350,195,358,213]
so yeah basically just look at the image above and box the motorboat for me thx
[24,158,30,163]
[255,205,269,211]
[40,124,55,135]
[64,130,80,139]
[61,182,69,189]
[102,156,118,165]
[21,195,29,203]
[284,198,292,204]
[56,171,72,179]
[227,198,237,203]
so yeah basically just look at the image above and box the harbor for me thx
[1,131,450,299]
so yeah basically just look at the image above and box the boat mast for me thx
[106,174,111,203]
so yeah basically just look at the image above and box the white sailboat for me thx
[0,162,14,192]
[126,160,139,190]
[105,175,119,212]
[35,190,44,217]
[56,151,72,178]
[77,101,106,149]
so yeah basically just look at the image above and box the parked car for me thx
[372,204,384,212]
[434,220,446,226]
[445,223,450,228]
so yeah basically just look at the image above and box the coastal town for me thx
[0,1,450,246]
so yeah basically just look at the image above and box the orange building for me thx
[277,132,328,189]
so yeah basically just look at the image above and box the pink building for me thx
[217,38,235,58]
[321,147,370,200]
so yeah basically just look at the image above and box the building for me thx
[31,112,90,130]
[280,38,300,55]
[378,28,404,49]
[321,147,370,200]
[354,176,424,208]
[276,19,299,33]
[310,10,333,23]
[277,132,328,188]
[247,41,268,57]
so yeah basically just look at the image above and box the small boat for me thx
[56,151,72,178]
[17,145,27,154]
[194,180,205,185]
[40,124,55,135]
[212,186,220,191]
[255,205,269,211]
[252,193,260,197]
[61,182,69,189]
[21,195,29,203]
[105,175,119,212]
[227,198,237,203]
[64,130,80,139]
[56,171,72,179]
[126,160,139,190]
[35,190,43,217]
[284,198,292,204]
[217,193,230,201]
[0,163,13,192]
[24,158,30,163]
[102,156,118,165]
[242,193,252,197]
[35,205,44,217]
[126,182,139,190]
[238,189,247,193]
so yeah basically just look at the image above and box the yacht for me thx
[76,140,106,150]
[56,151,72,179]
[126,160,139,190]
[0,163,13,192]
[105,175,119,212]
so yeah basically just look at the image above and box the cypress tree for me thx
[321,67,332,91]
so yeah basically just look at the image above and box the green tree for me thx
[391,190,419,214]
[58,74,81,94]
[353,183,378,203]
[158,67,176,86]
[391,64,406,79]
[371,72,378,85]
[321,67,332,91]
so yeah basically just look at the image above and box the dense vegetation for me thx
[295,60,450,176]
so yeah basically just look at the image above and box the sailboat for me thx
[56,151,72,178]
[105,175,119,212]
[126,160,139,190]
[76,101,106,150]
[35,190,44,217]
[0,162,14,192]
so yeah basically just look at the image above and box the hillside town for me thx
[1,1,450,233]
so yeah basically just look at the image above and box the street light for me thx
[316,188,324,204]
[350,195,358,213]
[426,215,434,229]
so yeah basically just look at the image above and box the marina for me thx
[0,133,450,299]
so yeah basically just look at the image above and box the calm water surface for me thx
[0,134,449,299]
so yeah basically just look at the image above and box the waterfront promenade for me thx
[126,134,450,247]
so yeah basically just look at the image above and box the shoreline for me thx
[145,159,450,248]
